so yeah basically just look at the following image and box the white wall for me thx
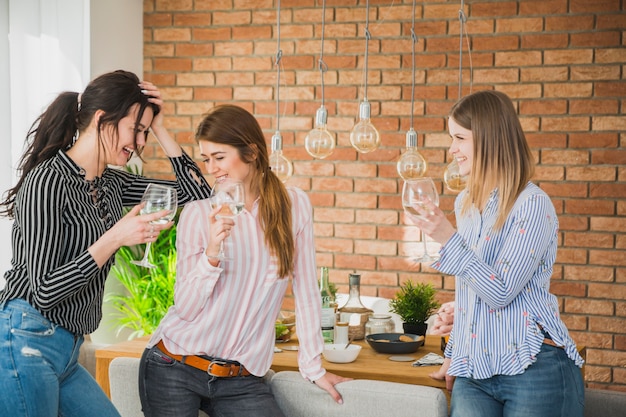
[0,1,11,287]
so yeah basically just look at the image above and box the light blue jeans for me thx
[450,343,584,417]
[0,299,121,417]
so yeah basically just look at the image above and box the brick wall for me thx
[142,0,626,390]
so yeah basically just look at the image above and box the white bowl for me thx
[322,344,362,363]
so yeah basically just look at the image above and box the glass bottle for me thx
[338,273,373,340]
[319,267,335,343]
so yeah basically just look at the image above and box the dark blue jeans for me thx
[450,343,584,417]
[0,299,120,417]
[139,344,286,417]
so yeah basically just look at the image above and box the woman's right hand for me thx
[88,204,172,268]
[204,202,234,259]
[112,204,173,247]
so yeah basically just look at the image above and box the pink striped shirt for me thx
[148,187,325,381]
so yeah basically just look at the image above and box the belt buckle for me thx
[207,360,232,377]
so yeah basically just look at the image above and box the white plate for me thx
[388,355,416,362]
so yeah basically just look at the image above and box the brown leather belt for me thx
[542,338,564,349]
[156,340,251,377]
[537,324,564,349]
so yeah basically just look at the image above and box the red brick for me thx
[569,133,618,148]
[564,232,615,248]
[591,150,626,165]
[545,16,594,31]
[564,265,614,282]
[565,298,615,316]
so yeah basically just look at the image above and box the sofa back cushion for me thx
[270,371,448,417]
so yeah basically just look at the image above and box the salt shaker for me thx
[334,321,349,345]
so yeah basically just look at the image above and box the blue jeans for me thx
[139,344,286,417]
[450,343,584,417]
[0,299,120,417]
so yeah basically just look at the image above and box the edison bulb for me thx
[305,106,335,159]
[397,129,427,180]
[350,100,380,153]
[444,159,468,193]
[269,131,293,183]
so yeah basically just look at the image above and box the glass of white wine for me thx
[132,184,178,269]
[209,178,245,261]
[401,177,440,263]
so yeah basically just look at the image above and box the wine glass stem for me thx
[141,242,153,263]
[421,230,430,258]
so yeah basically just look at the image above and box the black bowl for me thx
[366,333,424,354]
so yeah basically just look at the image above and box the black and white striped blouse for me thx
[0,150,211,335]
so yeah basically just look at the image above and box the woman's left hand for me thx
[139,81,164,130]
[313,372,352,404]
[408,198,456,246]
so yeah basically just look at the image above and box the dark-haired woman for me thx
[0,70,211,416]
[411,90,584,417]
[139,105,349,417]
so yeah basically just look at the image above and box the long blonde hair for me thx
[195,105,294,278]
[450,90,535,229]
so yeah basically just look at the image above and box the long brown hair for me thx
[450,90,535,229]
[0,70,159,218]
[195,105,294,278]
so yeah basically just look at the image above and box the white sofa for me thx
[108,357,449,417]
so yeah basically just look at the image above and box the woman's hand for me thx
[139,81,164,130]
[313,372,352,404]
[204,202,234,260]
[139,81,182,157]
[408,198,456,246]
[430,302,455,335]
[429,357,455,391]
[113,204,173,247]
[89,204,173,267]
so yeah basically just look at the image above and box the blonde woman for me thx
[412,90,584,417]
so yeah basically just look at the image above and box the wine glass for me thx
[209,178,245,261]
[401,178,440,263]
[132,184,178,269]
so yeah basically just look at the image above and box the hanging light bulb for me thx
[269,131,293,183]
[443,158,468,193]
[350,99,380,153]
[397,128,427,180]
[305,106,335,159]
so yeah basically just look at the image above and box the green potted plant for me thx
[389,280,440,337]
[104,216,178,340]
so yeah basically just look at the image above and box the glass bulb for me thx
[350,100,380,153]
[270,131,293,183]
[397,128,427,180]
[305,106,335,159]
[443,159,468,193]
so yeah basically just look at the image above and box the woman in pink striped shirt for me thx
[138,105,349,417]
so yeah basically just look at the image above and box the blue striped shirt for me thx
[434,182,584,379]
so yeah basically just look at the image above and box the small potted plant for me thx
[389,280,440,337]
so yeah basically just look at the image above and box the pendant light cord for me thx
[363,0,371,100]
[457,0,472,99]
[275,0,283,132]
[409,0,417,129]
[318,0,328,107]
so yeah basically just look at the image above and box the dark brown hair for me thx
[1,70,159,218]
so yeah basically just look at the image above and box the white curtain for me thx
[0,0,90,286]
